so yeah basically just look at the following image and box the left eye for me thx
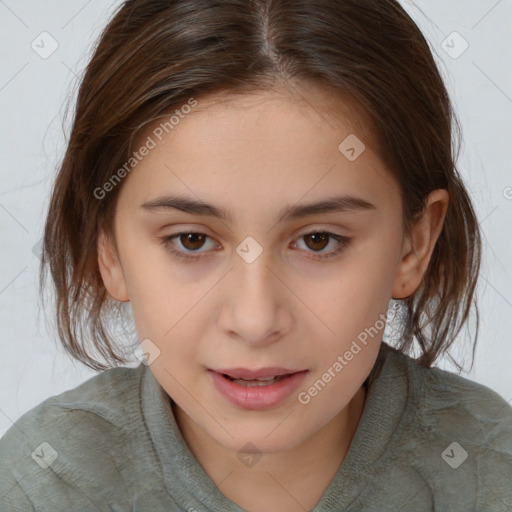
[160,231,351,261]
[293,231,348,255]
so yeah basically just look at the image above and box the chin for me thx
[213,426,305,455]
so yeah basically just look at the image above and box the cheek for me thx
[320,252,395,319]
[114,234,176,337]
[118,237,207,361]
[311,251,396,370]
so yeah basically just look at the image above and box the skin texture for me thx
[97,85,449,511]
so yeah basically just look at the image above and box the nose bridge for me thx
[234,238,277,306]
[222,238,285,344]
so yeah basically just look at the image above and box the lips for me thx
[208,368,309,410]
[210,367,304,380]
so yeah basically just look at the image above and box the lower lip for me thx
[208,370,309,410]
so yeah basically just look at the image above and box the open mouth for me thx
[221,373,294,387]
[209,369,309,409]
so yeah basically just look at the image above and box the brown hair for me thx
[40,0,481,372]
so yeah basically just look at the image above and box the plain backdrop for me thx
[0,0,511,438]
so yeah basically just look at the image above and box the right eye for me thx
[160,232,220,261]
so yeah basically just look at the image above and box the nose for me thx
[218,248,291,347]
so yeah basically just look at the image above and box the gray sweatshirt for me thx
[1,341,511,511]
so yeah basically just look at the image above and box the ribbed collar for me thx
[141,341,411,511]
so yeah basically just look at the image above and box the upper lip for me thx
[210,367,307,379]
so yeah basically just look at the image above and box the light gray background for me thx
[1,0,511,438]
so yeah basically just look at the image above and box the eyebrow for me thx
[140,193,377,223]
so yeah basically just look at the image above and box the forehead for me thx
[139,80,381,152]
[119,85,399,219]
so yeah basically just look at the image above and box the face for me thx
[98,85,440,456]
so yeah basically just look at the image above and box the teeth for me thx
[231,375,286,387]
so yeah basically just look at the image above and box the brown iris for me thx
[303,233,329,252]
[180,233,206,250]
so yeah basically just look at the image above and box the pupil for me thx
[306,233,328,251]
[182,233,205,250]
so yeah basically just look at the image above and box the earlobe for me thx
[97,230,130,302]
[391,189,449,300]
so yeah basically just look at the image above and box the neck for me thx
[172,385,367,511]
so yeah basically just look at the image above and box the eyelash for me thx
[159,230,351,262]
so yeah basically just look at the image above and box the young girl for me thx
[1,0,511,510]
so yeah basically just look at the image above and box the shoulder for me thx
[398,348,512,444]
[0,365,147,510]
[1,364,144,443]
[385,346,512,508]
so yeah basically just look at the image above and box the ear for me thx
[391,189,449,300]
[97,230,130,302]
